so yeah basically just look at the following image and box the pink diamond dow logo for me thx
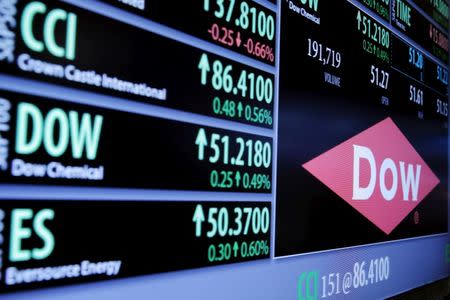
[303,118,440,234]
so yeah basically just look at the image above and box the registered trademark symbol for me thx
[414,211,420,224]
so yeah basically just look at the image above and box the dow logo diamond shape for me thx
[303,118,440,234]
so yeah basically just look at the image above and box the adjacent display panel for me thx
[0,0,447,299]
[0,90,273,192]
[276,0,448,256]
[0,0,276,127]
[0,200,270,292]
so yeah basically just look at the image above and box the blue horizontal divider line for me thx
[252,0,277,11]
[0,184,272,202]
[0,74,274,138]
[275,232,448,259]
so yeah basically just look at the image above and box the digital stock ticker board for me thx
[0,0,448,299]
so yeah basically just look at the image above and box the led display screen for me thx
[0,0,448,299]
